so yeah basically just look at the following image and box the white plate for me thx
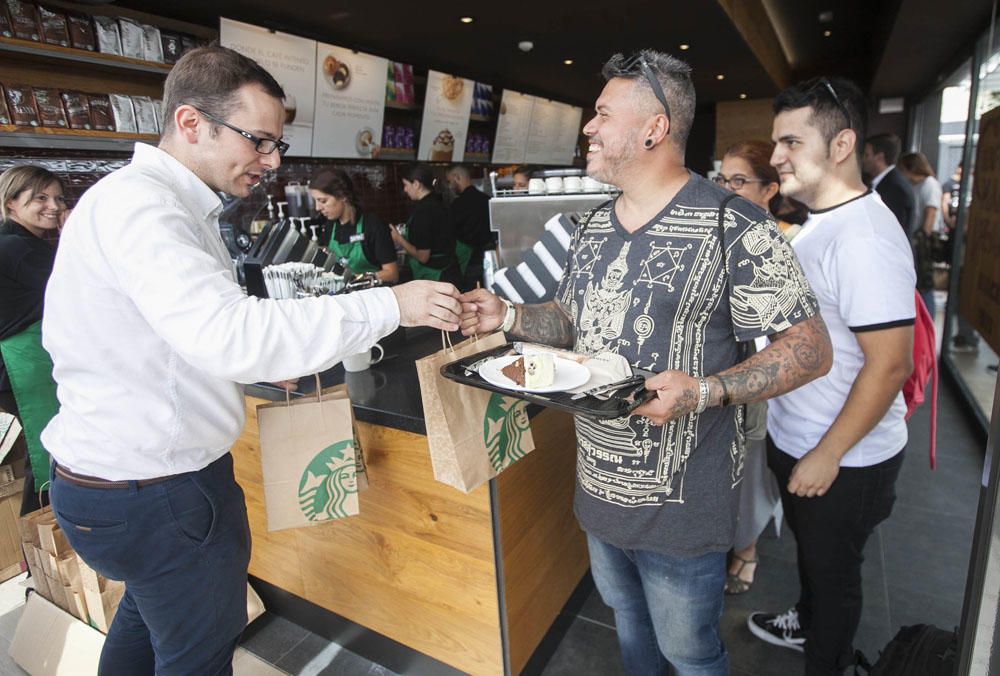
[479,355,591,393]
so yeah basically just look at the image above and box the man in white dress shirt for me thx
[40,46,461,675]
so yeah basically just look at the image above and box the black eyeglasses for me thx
[815,78,852,130]
[193,107,290,156]
[713,174,765,190]
[620,53,672,133]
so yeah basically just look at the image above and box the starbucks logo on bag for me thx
[483,393,531,472]
[298,440,357,520]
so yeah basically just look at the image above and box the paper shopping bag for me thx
[257,380,363,531]
[416,332,535,493]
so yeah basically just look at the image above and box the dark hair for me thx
[512,165,535,178]
[403,164,436,191]
[898,152,935,179]
[724,140,781,215]
[601,50,696,150]
[865,133,901,165]
[161,45,285,138]
[0,165,65,222]
[773,76,867,162]
[309,168,360,211]
[447,165,471,181]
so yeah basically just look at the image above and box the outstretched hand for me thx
[391,281,461,331]
[458,288,506,336]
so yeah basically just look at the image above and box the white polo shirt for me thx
[42,144,400,480]
[767,191,916,467]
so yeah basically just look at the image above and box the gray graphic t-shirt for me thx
[556,173,818,557]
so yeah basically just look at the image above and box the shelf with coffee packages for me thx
[441,342,651,420]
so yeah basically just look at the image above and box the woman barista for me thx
[309,168,399,283]
[390,165,461,287]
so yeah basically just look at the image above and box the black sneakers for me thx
[748,608,806,653]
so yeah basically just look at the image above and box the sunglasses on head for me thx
[814,78,852,130]
[620,53,671,133]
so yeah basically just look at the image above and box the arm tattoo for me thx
[710,314,832,407]
[508,301,575,348]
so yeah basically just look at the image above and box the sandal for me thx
[724,554,758,595]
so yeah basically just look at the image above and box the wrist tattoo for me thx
[509,301,575,348]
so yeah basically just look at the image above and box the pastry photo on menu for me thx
[323,54,351,90]
[430,129,454,162]
[440,75,464,102]
[355,127,377,157]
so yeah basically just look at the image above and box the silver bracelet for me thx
[695,377,710,414]
[500,298,516,333]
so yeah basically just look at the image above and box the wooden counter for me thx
[233,393,586,675]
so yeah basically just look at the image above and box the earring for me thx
[644,138,654,148]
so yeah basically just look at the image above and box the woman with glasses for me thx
[713,140,802,595]
[309,168,399,284]
[898,151,943,319]
[390,164,461,287]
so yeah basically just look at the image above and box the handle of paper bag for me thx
[282,374,324,407]
[39,479,50,509]
[439,282,484,353]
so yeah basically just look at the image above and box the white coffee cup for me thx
[527,178,546,194]
[582,176,602,192]
[563,176,583,193]
[342,344,385,372]
[545,176,564,193]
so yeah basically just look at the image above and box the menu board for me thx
[959,104,1000,354]
[220,18,316,157]
[417,70,474,163]
[310,43,389,159]
[492,90,582,165]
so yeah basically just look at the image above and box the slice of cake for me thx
[500,354,555,389]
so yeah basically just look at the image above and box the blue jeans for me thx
[50,453,251,676]
[587,534,728,676]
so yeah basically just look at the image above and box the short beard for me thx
[587,129,640,185]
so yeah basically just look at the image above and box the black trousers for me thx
[767,436,903,676]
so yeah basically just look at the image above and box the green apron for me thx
[327,216,379,275]
[0,321,57,491]
[455,240,473,276]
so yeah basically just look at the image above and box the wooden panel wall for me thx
[233,397,504,676]
[496,409,588,675]
[715,98,777,162]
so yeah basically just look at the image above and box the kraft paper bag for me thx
[416,332,535,493]
[257,379,366,532]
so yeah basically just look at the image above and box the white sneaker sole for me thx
[747,615,806,653]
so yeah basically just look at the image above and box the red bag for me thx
[903,291,937,468]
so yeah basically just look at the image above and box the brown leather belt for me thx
[54,462,179,489]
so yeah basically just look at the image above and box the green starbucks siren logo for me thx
[483,393,531,472]
[298,439,358,521]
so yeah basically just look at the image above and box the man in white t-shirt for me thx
[747,77,916,675]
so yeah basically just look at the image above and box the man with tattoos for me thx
[747,78,916,676]
[459,50,831,676]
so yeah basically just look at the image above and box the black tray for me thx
[440,343,651,420]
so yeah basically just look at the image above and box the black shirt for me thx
[450,185,491,248]
[407,193,457,271]
[0,219,57,392]
[317,210,396,268]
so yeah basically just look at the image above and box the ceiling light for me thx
[679,44,690,51]
[819,10,834,22]
[739,93,747,99]
[460,16,473,23]
[716,74,725,80]
[518,40,534,52]
[563,59,573,65]
[824,30,832,37]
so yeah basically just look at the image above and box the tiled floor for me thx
[235,372,984,675]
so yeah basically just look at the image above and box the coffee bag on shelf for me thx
[140,23,162,62]
[0,3,15,38]
[159,31,180,64]
[87,94,114,131]
[37,5,68,47]
[7,0,40,41]
[93,16,121,56]
[117,17,143,59]
[151,98,162,131]
[0,87,11,125]
[108,93,135,133]
[67,13,96,51]
[31,87,66,127]
[131,95,157,134]
[5,85,40,126]
[179,34,198,55]
[60,91,91,129]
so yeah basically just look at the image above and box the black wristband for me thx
[718,377,731,408]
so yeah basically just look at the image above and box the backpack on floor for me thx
[855,624,958,676]
[903,291,938,469]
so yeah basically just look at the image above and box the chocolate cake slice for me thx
[501,356,526,387]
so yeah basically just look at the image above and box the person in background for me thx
[460,49,830,676]
[41,46,461,676]
[898,151,943,319]
[862,133,916,234]
[940,160,980,353]
[713,139,789,595]
[391,164,461,287]
[446,164,492,290]
[749,77,915,676]
[0,165,66,516]
[511,165,533,192]
[941,160,962,232]
[309,168,398,283]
